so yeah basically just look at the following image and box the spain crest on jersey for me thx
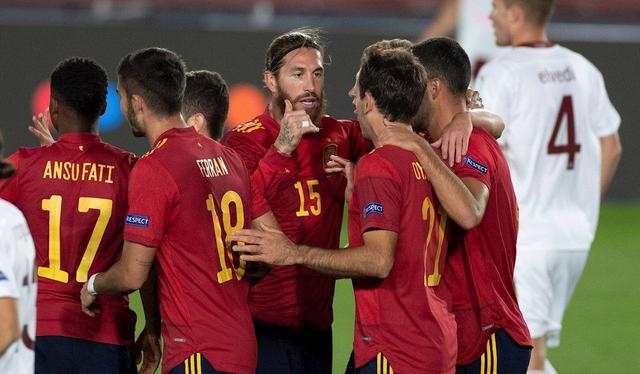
[322,143,337,169]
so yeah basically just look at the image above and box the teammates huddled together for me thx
[0,1,621,373]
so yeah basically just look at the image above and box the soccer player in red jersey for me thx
[78,47,288,374]
[221,28,372,373]
[232,43,458,374]
[0,58,138,373]
[379,38,532,373]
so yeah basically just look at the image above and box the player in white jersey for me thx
[0,130,37,374]
[476,0,622,373]
[420,0,504,80]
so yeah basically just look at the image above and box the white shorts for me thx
[514,249,589,347]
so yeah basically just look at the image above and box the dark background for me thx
[1,24,637,199]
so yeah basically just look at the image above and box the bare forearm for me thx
[139,266,161,334]
[94,259,152,296]
[414,141,483,229]
[295,245,389,279]
[0,299,19,356]
[470,110,505,139]
[600,133,622,195]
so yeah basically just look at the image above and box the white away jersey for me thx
[0,198,36,374]
[476,44,620,251]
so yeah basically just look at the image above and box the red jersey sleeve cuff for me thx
[361,219,399,235]
[262,146,297,173]
[123,232,161,248]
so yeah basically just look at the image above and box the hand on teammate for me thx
[324,155,355,204]
[80,283,100,317]
[134,328,162,374]
[433,111,473,167]
[466,89,484,110]
[231,226,299,267]
[28,110,55,146]
[379,119,426,153]
[273,99,319,155]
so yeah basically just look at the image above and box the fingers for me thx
[230,230,263,244]
[440,133,449,160]
[232,244,260,254]
[431,138,442,149]
[284,99,293,114]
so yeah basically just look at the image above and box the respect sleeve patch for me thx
[463,156,488,175]
[125,214,150,228]
[363,202,384,217]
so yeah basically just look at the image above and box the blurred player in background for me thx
[420,0,503,81]
[182,70,229,140]
[476,1,622,372]
[380,37,532,373]
[0,57,138,374]
[0,129,36,374]
[232,41,457,374]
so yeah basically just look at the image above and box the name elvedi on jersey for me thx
[538,65,576,84]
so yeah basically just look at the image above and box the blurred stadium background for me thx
[1,1,638,372]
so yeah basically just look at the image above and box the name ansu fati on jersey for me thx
[42,161,115,184]
[196,157,229,178]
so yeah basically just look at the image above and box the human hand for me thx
[134,328,162,374]
[28,110,55,146]
[465,89,484,110]
[231,227,299,266]
[274,99,320,155]
[379,119,424,153]
[325,155,355,204]
[80,283,99,317]
[432,111,472,167]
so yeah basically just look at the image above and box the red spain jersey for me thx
[124,127,265,374]
[222,108,371,329]
[0,132,136,345]
[348,146,457,374]
[445,128,532,364]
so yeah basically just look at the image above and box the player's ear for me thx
[187,113,206,134]
[130,94,144,114]
[363,91,375,115]
[264,70,278,95]
[429,79,441,101]
[508,3,523,25]
[49,96,59,117]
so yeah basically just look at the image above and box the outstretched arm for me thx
[231,228,397,279]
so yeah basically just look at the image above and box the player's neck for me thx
[511,27,548,47]
[145,113,188,146]
[56,113,98,135]
[429,97,466,141]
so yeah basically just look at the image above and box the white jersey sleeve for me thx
[0,199,36,374]
[475,45,621,252]
[589,68,621,137]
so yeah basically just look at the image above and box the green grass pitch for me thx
[129,202,640,373]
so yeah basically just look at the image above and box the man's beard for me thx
[275,87,326,126]
[127,97,145,138]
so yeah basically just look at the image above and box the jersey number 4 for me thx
[39,195,112,283]
[547,95,581,170]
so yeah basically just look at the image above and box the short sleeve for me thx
[589,68,621,137]
[123,157,178,248]
[353,155,401,234]
[452,132,494,190]
[0,152,21,204]
[0,228,19,299]
[475,61,513,147]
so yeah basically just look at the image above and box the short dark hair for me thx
[505,0,554,27]
[265,28,325,76]
[50,57,108,122]
[117,47,186,116]
[358,44,427,123]
[411,37,471,98]
[183,70,229,140]
[0,130,15,179]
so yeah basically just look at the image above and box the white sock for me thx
[527,371,544,374]
[544,359,558,374]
